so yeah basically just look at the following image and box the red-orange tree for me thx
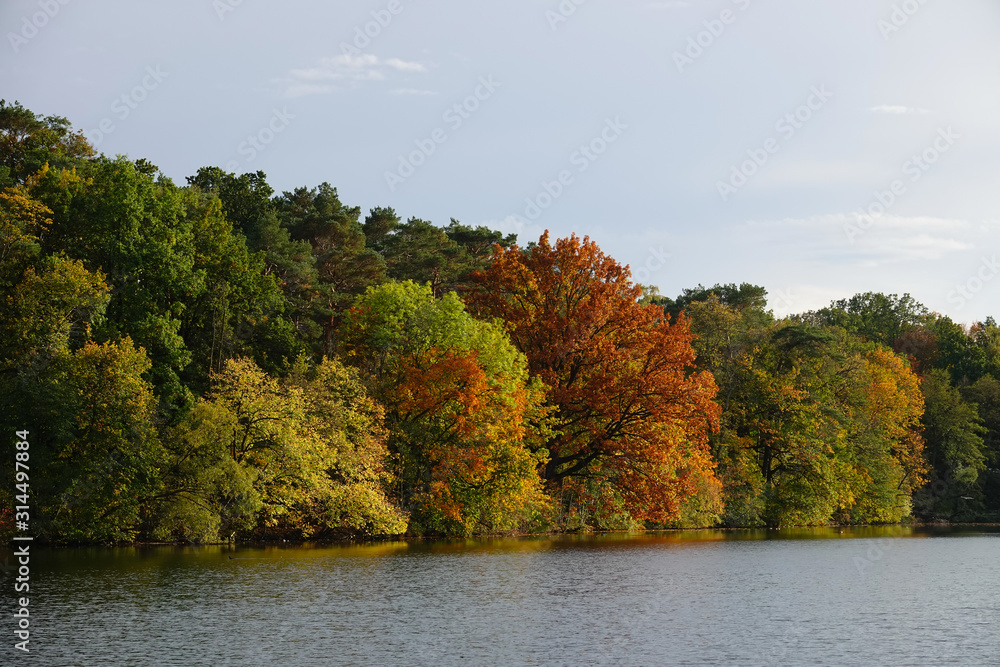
[467,232,721,523]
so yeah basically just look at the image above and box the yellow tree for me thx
[840,346,927,523]
[159,357,406,542]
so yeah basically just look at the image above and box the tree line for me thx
[0,101,996,543]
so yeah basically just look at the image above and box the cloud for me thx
[870,105,932,115]
[385,58,426,72]
[288,54,383,82]
[282,55,427,96]
[740,213,975,264]
[284,83,337,98]
[895,233,973,259]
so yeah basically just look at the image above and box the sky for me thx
[2,0,999,322]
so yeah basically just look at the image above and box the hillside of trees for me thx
[1,100,997,543]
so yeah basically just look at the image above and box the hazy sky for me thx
[3,0,999,322]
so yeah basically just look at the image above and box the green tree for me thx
[929,316,984,385]
[804,292,929,349]
[185,167,274,242]
[914,369,987,520]
[275,183,385,353]
[178,188,297,386]
[656,282,770,322]
[380,217,466,297]
[684,295,927,527]
[362,206,400,251]
[365,215,515,299]
[960,375,1000,517]
[31,339,165,542]
[0,99,94,188]
[186,167,318,366]
[29,158,204,411]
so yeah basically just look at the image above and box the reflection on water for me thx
[3,527,999,666]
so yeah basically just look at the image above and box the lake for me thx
[4,527,999,665]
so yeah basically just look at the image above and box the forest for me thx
[1,100,998,543]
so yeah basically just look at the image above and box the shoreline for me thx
[7,522,1000,550]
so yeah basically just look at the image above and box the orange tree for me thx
[466,232,720,525]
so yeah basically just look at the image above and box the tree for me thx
[959,375,1000,517]
[444,219,517,258]
[804,292,929,349]
[928,316,984,385]
[362,206,400,250]
[467,232,721,525]
[177,188,296,386]
[0,99,94,188]
[28,157,205,412]
[366,216,515,299]
[914,369,987,520]
[444,218,517,289]
[341,281,550,535]
[186,168,324,361]
[31,339,165,542]
[380,217,466,297]
[839,346,928,523]
[158,357,406,542]
[655,282,770,322]
[684,295,927,527]
[0,185,52,284]
[275,184,385,353]
[893,325,938,376]
[288,358,408,535]
[185,167,274,242]
[0,254,109,373]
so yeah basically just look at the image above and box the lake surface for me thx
[3,527,999,666]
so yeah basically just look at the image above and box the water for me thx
[4,527,999,666]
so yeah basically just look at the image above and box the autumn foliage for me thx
[340,281,549,535]
[467,232,721,523]
[8,100,1000,542]
[397,347,548,532]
